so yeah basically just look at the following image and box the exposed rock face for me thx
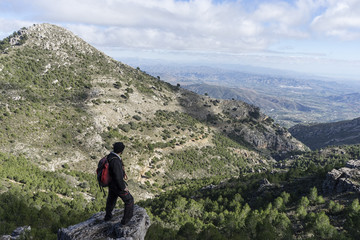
[58,205,150,240]
[257,178,275,192]
[178,90,307,153]
[323,160,360,194]
[0,226,31,240]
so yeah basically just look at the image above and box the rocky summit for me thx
[57,205,150,240]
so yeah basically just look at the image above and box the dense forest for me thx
[1,145,360,239]
[142,144,360,240]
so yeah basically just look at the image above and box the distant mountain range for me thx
[140,64,360,127]
[185,83,315,114]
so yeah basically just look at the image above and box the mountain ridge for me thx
[289,117,360,150]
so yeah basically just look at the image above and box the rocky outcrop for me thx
[0,226,31,240]
[58,205,150,240]
[257,178,278,193]
[323,160,360,194]
[178,89,307,153]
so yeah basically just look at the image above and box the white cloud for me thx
[311,0,360,40]
[1,0,271,52]
[0,18,35,38]
[2,0,359,46]
[1,0,360,79]
[0,1,336,51]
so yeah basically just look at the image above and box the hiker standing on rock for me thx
[104,142,134,224]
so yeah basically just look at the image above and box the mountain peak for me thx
[21,23,96,55]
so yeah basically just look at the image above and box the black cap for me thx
[113,142,125,153]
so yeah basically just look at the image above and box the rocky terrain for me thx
[58,205,150,240]
[289,117,360,150]
[0,226,31,240]
[0,205,150,240]
[323,159,360,194]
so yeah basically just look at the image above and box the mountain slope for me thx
[0,24,306,199]
[289,117,360,150]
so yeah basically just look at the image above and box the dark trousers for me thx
[106,188,134,221]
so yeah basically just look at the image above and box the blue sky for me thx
[1,0,360,80]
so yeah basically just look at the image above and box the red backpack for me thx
[96,156,111,195]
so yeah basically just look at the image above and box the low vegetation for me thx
[141,145,360,239]
[1,145,360,239]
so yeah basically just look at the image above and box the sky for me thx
[1,0,360,80]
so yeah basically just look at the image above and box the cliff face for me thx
[58,205,150,240]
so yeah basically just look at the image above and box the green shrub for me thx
[119,124,131,132]
[133,115,142,121]
[113,81,122,89]
[129,121,138,130]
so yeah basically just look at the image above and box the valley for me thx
[139,64,360,127]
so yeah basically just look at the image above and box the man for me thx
[104,142,134,224]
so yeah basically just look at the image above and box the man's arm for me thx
[111,158,127,191]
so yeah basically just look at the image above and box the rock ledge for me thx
[58,205,150,240]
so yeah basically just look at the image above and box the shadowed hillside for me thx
[289,117,360,150]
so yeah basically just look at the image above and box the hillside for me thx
[141,64,360,127]
[289,117,360,150]
[142,145,360,240]
[0,23,306,199]
[2,143,360,239]
[1,24,360,240]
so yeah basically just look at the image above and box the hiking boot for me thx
[121,218,131,225]
[104,214,112,222]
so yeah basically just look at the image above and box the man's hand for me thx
[124,187,129,192]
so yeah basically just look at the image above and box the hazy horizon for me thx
[117,55,360,85]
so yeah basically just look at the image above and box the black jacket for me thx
[107,152,126,191]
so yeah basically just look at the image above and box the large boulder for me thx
[0,226,31,240]
[323,160,360,194]
[58,205,150,240]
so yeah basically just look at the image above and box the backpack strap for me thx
[99,155,109,197]
[100,186,106,197]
